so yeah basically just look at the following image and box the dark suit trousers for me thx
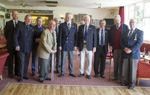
[56,49,62,71]
[17,52,30,79]
[94,45,106,75]
[7,49,19,76]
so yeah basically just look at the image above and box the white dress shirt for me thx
[99,28,105,45]
[13,20,18,27]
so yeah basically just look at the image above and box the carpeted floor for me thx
[0,55,150,93]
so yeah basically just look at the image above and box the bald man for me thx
[4,11,22,78]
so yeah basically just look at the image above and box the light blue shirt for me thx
[99,28,105,45]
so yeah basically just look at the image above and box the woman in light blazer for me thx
[37,20,57,83]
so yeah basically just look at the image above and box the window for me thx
[125,1,150,41]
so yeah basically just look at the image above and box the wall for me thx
[4,5,119,23]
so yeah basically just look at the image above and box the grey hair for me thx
[36,16,42,21]
[48,20,56,26]
[65,12,73,22]
[83,15,91,21]
[25,15,32,19]
[114,15,121,20]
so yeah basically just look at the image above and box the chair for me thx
[0,53,9,80]
[137,60,150,85]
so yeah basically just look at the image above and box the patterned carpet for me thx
[0,55,150,93]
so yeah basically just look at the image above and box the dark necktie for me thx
[101,29,104,46]
[27,25,30,30]
[52,32,55,49]
[128,29,133,37]
[68,23,71,30]
[84,25,87,41]
[117,25,119,29]
[15,21,17,27]
[40,27,43,31]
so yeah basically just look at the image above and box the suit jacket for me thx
[109,24,129,52]
[77,25,97,51]
[96,28,109,54]
[58,22,77,51]
[4,20,22,50]
[120,28,143,59]
[33,25,46,50]
[14,22,35,53]
[37,29,57,59]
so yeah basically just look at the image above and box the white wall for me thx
[4,6,119,23]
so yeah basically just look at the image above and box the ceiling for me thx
[0,0,144,8]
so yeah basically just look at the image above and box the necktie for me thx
[68,23,71,30]
[101,29,103,46]
[84,25,87,41]
[55,26,58,33]
[15,21,17,27]
[129,29,133,37]
[27,25,30,30]
[52,32,55,49]
[117,25,119,29]
[40,27,43,31]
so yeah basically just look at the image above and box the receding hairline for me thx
[25,15,32,19]
[48,20,56,26]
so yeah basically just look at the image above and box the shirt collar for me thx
[116,23,121,28]
[13,20,18,23]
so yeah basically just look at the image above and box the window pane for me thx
[144,2,150,17]
[129,6,134,18]
[135,3,143,18]
[143,18,150,40]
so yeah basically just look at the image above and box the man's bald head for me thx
[12,11,18,20]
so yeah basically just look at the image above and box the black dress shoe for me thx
[59,74,64,77]
[45,78,51,80]
[86,75,91,79]
[121,82,129,86]
[39,80,44,83]
[9,75,14,78]
[100,74,105,78]
[112,77,117,80]
[69,74,76,77]
[31,73,35,76]
[78,74,84,77]
[94,74,98,78]
[18,78,23,82]
[128,86,134,89]
[23,76,29,80]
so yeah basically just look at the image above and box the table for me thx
[0,44,6,49]
[0,44,7,53]
[144,56,150,63]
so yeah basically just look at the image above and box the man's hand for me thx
[59,47,62,50]
[93,48,96,53]
[74,47,77,51]
[51,50,57,54]
[35,38,41,43]
[15,46,20,51]
[125,48,132,54]
[109,46,112,52]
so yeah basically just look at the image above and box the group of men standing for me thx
[4,11,143,89]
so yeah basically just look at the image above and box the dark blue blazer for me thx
[4,20,22,50]
[120,28,143,59]
[58,22,78,51]
[77,25,97,51]
[33,25,46,50]
[96,28,109,54]
[14,22,35,53]
[109,24,129,51]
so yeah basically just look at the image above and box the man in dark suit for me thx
[4,11,22,78]
[32,16,46,76]
[109,15,129,83]
[94,19,109,78]
[14,15,35,82]
[121,19,143,89]
[54,17,61,73]
[77,15,97,79]
[58,13,77,77]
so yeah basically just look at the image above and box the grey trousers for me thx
[123,59,139,86]
[61,51,74,74]
[56,50,62,71]
[113,50,123,80]
[39,54,51,81]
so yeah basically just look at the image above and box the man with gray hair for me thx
[77,15,97,79]
[58,12,78,77]
[32,16,46,76]
[14,15,35,82]
[109,15,129,83]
